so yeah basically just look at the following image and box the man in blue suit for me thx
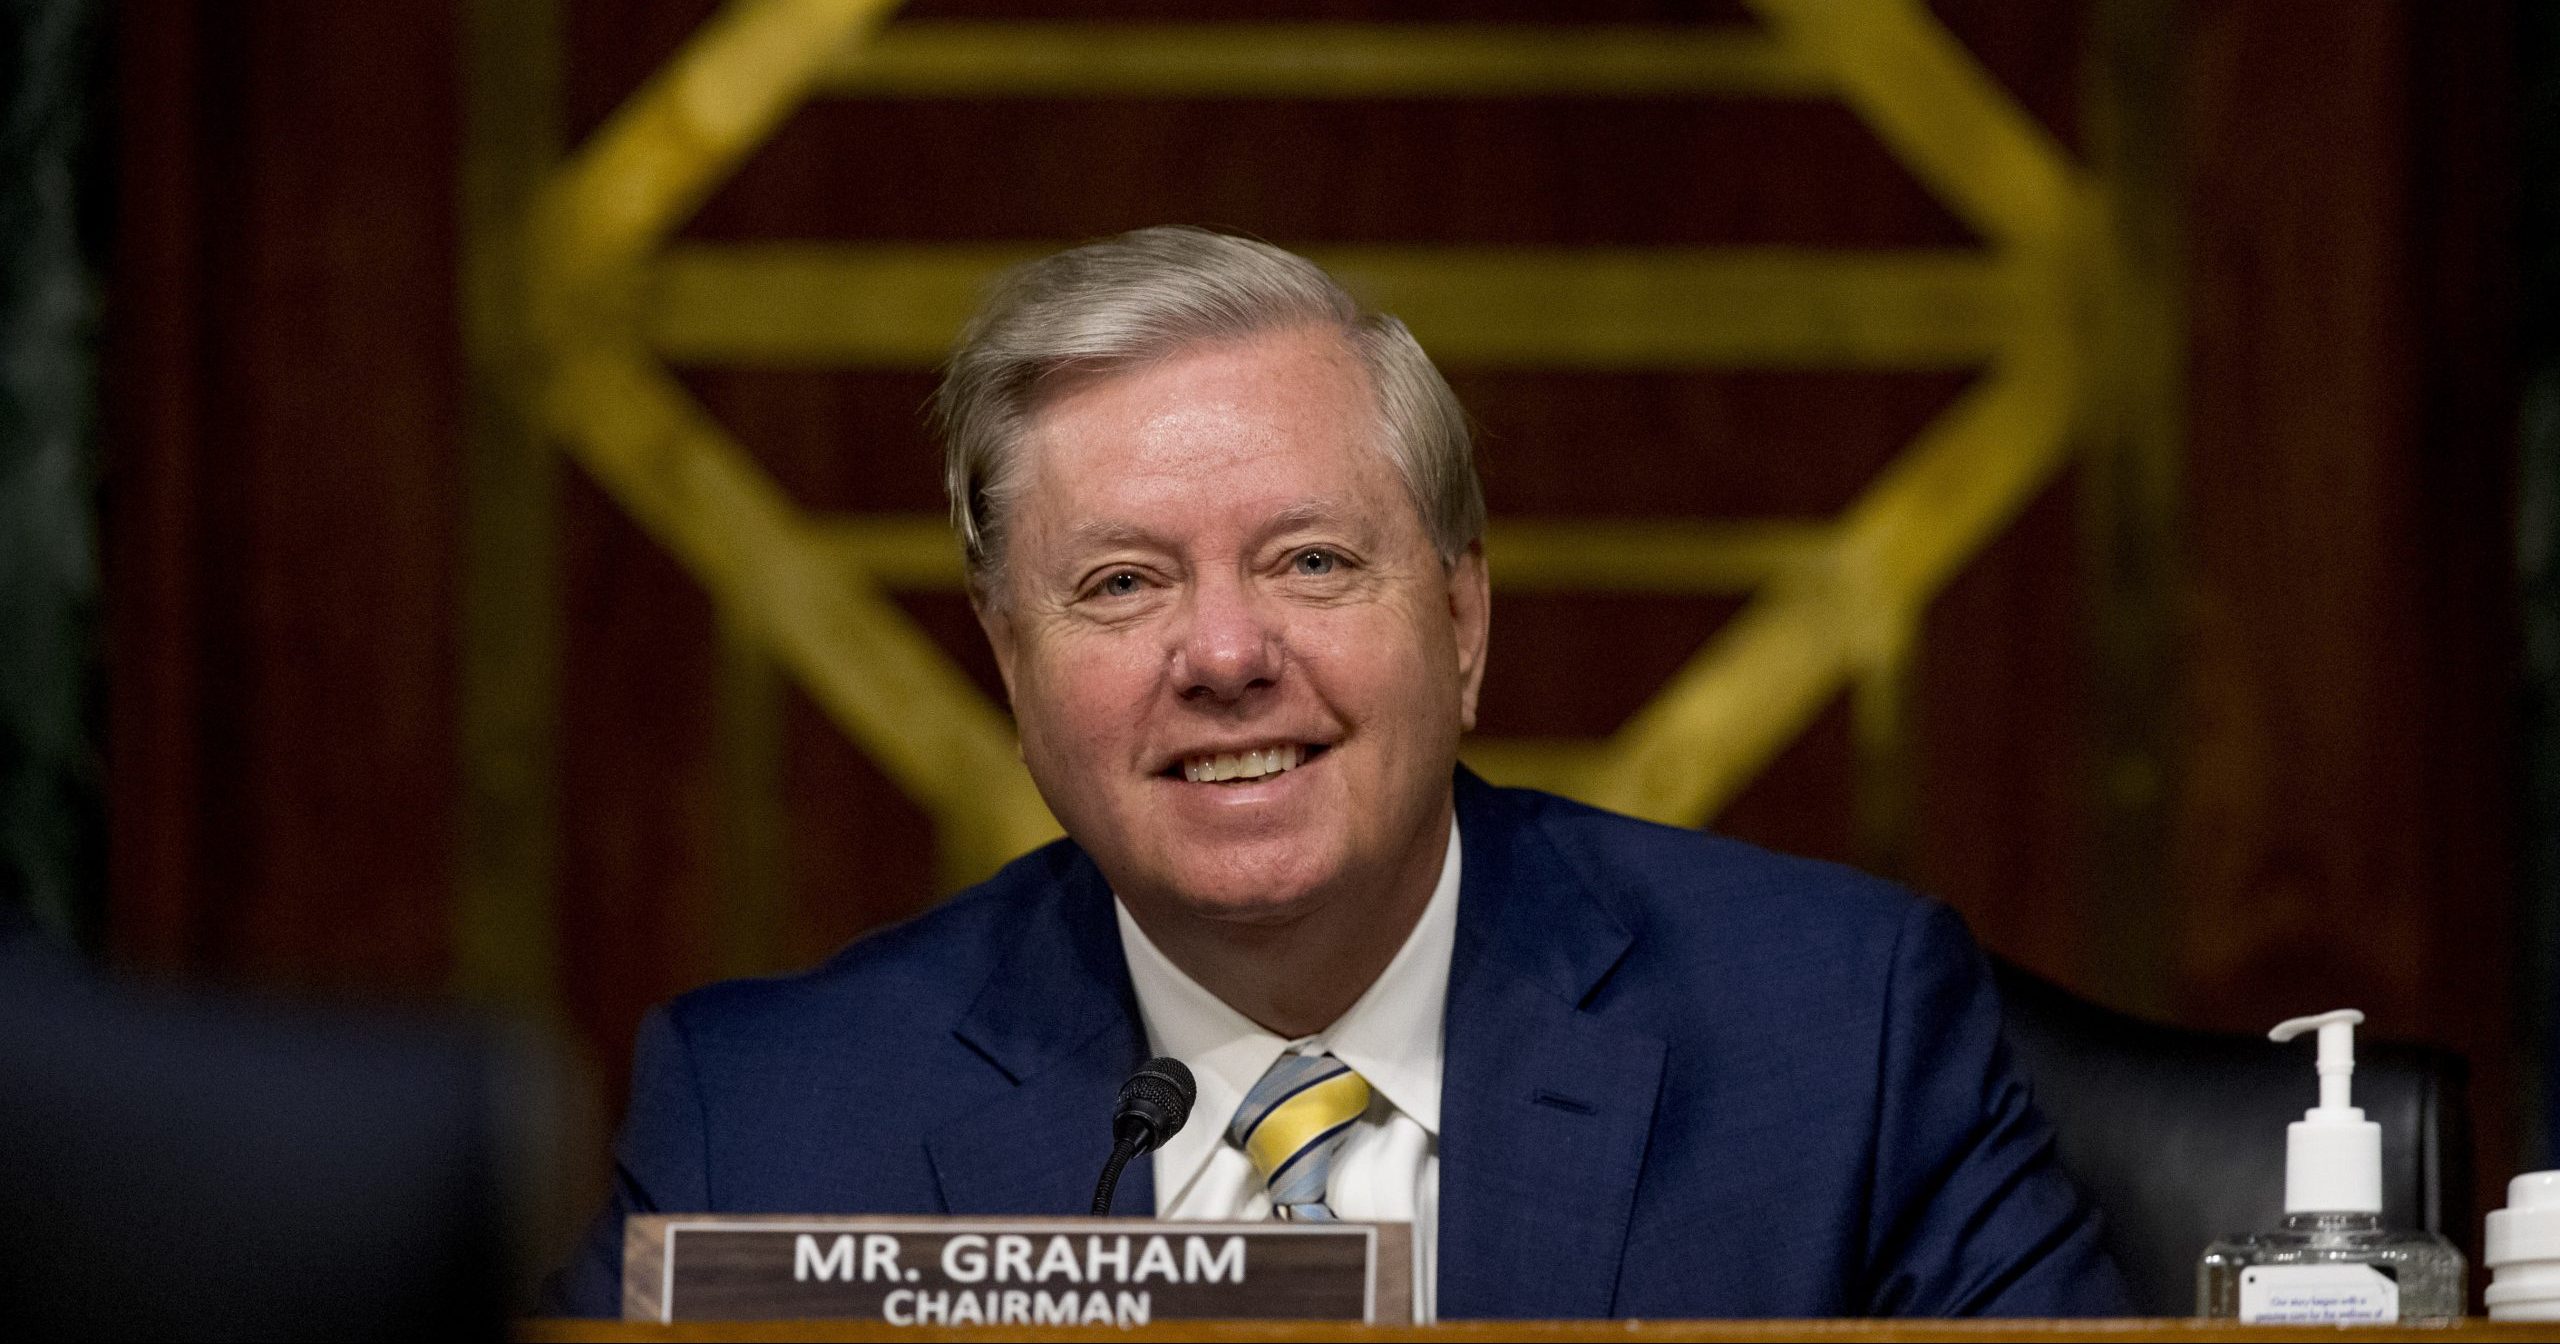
[552,227,2127,1319]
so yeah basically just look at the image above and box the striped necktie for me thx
[1227,1051,1372,1221]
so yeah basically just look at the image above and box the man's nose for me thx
[1171,575,1281,702]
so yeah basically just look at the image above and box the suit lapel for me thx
[1437,773,1666,1320]
[917,773,1671,1299]
[926,846,1156,1216]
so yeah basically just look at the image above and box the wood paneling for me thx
[106,0,462,991]
[104,0,2525,1214]
[2175,0,2518,1222]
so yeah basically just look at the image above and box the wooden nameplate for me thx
[623,1215,1412,1326]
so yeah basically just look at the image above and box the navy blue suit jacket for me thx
[553,771,2127,1318]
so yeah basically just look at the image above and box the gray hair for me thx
[931,226,1484,595]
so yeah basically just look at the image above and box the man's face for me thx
[977,324,1489,928]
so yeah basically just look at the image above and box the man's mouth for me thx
[1170,743,1327,784]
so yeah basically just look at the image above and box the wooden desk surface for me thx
[521,1319,2556,1342]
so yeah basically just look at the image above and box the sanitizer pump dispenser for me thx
[2196,1010,2465,1324]
[2275,1010,2383,1215]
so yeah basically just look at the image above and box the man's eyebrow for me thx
[1264,499,1351,532]
[1254,499,1382,542]
[1062,520,1169,552]
[1052,503,1372,562]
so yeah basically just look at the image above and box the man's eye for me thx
[1097,571,1144,597]
[1293,550,1339,576]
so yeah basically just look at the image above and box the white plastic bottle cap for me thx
[2487,1171,2560,1320]
[2269,1010,2382,1214]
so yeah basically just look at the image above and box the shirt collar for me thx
[1114,814,1462,1206]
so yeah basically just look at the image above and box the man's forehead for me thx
[1026,340,1372,456]
[1016,351,1395,494]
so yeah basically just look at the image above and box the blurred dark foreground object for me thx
[0,913,588,1341]
[1993,958,2471,1316]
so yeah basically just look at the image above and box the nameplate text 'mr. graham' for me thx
[622,1215,1411,1327]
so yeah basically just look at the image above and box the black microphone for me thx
[1091,1057,1195,1216]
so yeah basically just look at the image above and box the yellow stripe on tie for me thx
[1244,1070,1372,1179]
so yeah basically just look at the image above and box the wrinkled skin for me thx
[975,324,1489,1031]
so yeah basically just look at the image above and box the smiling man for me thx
[550,228,2128,1320]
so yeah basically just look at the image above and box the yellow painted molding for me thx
[1459,739,1605,798]
[493,0,2136,892]
[804,515,970,590]
[644,243,2024,369]
[1482,519,1832,593]
[531,0,900,295]
[538,340,1058,876]
[1848,611,1920,875]
[1586,571,1851,824]
[1833,244,2083,628]
[818,22,1833,99]
[454,0,566,1016]
[1585,331,2078,825]
[1748,0,2086,248]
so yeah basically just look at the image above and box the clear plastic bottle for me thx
[2200,1211,2466,1325]
[2195,1010,2467,1325]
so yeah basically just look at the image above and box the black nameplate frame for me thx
[623,1215,1412,1326]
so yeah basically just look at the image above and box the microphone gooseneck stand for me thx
[1091,1137,1143,1217]
[1092,1057,1197,1216]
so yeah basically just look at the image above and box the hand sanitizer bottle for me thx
[2197,1010,2466,1324]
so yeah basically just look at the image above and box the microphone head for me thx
[1112,1057,1196,1153]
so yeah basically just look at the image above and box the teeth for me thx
[1182,744,1305,783]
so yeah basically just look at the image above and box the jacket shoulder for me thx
[1473,782,1959,1027]
[1496,782,1927,938]
[659,839,1082,1048]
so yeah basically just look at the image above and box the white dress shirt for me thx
[1112,817,1460,1324]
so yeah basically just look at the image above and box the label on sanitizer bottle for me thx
[2238,1264,2399,1324]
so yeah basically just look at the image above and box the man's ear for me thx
[971,579,1021,707]
[1449,542,1490,733]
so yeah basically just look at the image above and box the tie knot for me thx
[1228,1052,1371,1218]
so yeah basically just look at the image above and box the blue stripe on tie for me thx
[1265,1115,1361,1204]
[1230,1049,1370,1222]
[1232,1066,1349,1149]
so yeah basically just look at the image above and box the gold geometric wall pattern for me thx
[499,0,2111,914]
